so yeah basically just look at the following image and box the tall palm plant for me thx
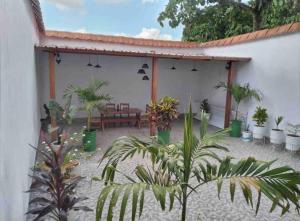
[215,82,261,120]
[95,104,300,221]
[64,79,111,131]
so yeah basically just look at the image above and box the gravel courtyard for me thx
[69,120,300,221]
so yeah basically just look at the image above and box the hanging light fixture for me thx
[137,68,146,74]
[94,55,102,68]
[87,55,93,67]
[142,75,149,80]
[170,59,176,70]
[191,61,198,72]
[142,57,149,69]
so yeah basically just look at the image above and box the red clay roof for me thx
[44,22,300,48]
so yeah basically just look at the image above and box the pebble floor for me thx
[35,120,300,221]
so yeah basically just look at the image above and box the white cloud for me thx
[43,0,84,10]
[74,28,87,33]
[135,28,172,40]
[114,33,129,37]
[141,0,156,4]
[94,0,131,4]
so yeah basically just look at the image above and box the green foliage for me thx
[64,79,111,131]
[215,82,261,120]
[252,106,268,126]
[262,0,300,28]
[149,96,179,131]
[96,103,300,221]
[26,137,91,221]
[158,0,300,42]
[275,116,283,129]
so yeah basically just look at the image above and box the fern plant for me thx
[215,82,261,120]
[95,103,300,221]
[252,106,268,127]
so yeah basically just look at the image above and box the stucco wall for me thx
[39,52,225,117]
[203,32,300,132]
[0,0,40,220]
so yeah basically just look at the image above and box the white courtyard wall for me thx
[0,0,41,220]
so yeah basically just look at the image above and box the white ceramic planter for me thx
[242,131,252,139]
[253,126,266,139]
[285,135,300,151]
[270,129,285,145]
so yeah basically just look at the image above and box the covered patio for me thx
[37,35,251,134]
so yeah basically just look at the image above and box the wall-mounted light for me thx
[225,61,231,70]
[55,52,61,64]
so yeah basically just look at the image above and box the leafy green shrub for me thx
[252,106,268,127]
[149,96,179,131]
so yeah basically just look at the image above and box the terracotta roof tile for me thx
[43,21,300,49]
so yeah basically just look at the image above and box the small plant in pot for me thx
[200,99,211,120]
[285,123,300,151]
[65,79,111,151]
[48,98,76,147]
[242,124,252,142]
[149,96,179,144]
[252,106,268,140]
[270,116,285,145]
[215,82,261,137]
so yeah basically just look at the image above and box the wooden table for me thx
[99,108,142,130]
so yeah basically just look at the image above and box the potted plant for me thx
[215,82,261,137]
[65,79,111,151]
[285,123,300,151]
[200,99,211,120]
[252,106,268,139]
[270,116,284,145]
[242,124,252,142]
[149,96,179,144]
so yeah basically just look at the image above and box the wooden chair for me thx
[119,103,130,126]
[140,104,150,127]
[103,103,116,127]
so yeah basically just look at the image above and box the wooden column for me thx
[49,52,57,140]
[224,61,236,128]
[150,57,158,136]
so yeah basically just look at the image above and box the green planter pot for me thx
[230,120,242,137]
[157,129,171,144]
[83,129,97,152]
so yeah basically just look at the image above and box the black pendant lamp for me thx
[171,66,176,70]
[142,63,149,69]
[142,57,149,69]
[87,55,93,67]
[191,61,198,72]
[94,55,102,68]
[142,75,149,80]
[137,68,146,74]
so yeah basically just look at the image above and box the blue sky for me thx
[40,0,183,40]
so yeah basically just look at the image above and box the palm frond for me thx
[96,183,181,221]
[197,157,300,215]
